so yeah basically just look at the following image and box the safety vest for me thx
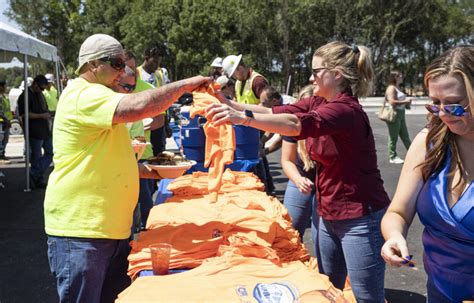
[43,86,58,112]
[235,70,265,105]
[137,65,164,88]
[0,95,13,122]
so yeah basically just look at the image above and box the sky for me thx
[0,0,19,29]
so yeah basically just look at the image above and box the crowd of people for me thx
[0,32,472,303]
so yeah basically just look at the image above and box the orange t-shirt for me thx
[167,169,264,197]
[118,254,350,303]
[190,86,235,201]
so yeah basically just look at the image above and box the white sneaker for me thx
[389,156,404,164]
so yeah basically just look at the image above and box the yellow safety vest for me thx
[0,95,13,121]
[235,70,266,105]
[137,65,164,88]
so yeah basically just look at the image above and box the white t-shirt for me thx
[140,68,157,87]
[395,87,407,110]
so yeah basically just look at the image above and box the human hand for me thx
[205,103,246,126]
[43,113,51,120]
[182,76,213,92]
[381,234,411,267]
[139,163,162,179]
[295,176,314,194]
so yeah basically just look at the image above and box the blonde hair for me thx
[420,45,474,189]
[314,41,374,97]
[296,85,316,172]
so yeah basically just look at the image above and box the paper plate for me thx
[145,160,196,179]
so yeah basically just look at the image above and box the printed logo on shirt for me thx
[235,285,250,303]
[253,282,299,303]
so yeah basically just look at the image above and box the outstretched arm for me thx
[205,103,301,136]
[113,76,212,124]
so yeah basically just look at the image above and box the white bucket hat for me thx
[75,34,124,75]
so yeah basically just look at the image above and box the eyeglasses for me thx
[98,56,126,71]
[119,83,136,93]
[311,67,328,77]
[425,103,470,117]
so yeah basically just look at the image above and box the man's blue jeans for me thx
[283,180,318,244]
[47,236,131,303]
[318,207,386,303]
[29,137,53,181]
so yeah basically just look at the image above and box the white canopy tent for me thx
[0,21,60,191]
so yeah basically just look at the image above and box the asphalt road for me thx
[0,110,429,303]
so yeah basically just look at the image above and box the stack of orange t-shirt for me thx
[118,254,352,303]
[127,192,309,278]
[167,169,264,197]
[190,86,235,202]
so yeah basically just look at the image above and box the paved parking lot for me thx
[0,108,429,302]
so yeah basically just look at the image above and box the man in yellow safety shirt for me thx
[112,50,159,232]
[222,54,268,105]
[43,73,59,115]
[0,80,13,163]
[44,34,210,303]
[136,45,168,156]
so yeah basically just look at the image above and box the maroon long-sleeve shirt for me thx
[273,90,390,220]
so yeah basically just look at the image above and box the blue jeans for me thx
[47,236,131,303]
[138,177,156,229]
[30,137,53,181]
[318,207,386,303]
[0,125,9,156]
[283,180,318,242]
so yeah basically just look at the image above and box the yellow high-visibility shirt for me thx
[44,78,139,239]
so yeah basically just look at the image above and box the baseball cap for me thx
[75,34,124,75]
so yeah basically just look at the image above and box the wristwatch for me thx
[244,110,254,118]
[243,110,254,126]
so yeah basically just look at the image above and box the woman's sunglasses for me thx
[98,56,126,71]
[425,103,470,117]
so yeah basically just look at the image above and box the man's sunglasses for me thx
[98,56,126,71]
[119,83,136,93]
[425,103,470,117]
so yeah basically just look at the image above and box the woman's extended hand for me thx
[138,163,162,179]
[295,176,314,194]
[205,103,246,126]
[381,234,411,267]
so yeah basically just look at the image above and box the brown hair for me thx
[313,41,374,97]
[420,45,474,188]
[296,85,316,172]
[387,70,401,86]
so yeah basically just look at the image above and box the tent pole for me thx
[24,54,31,192]
[55,60,61,95]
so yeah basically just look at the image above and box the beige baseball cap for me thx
[75,34,124,75]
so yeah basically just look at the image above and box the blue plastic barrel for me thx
[234,125,260,160]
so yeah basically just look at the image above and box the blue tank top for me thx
[416,148,474,302]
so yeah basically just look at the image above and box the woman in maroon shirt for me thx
[207,41,390,302]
